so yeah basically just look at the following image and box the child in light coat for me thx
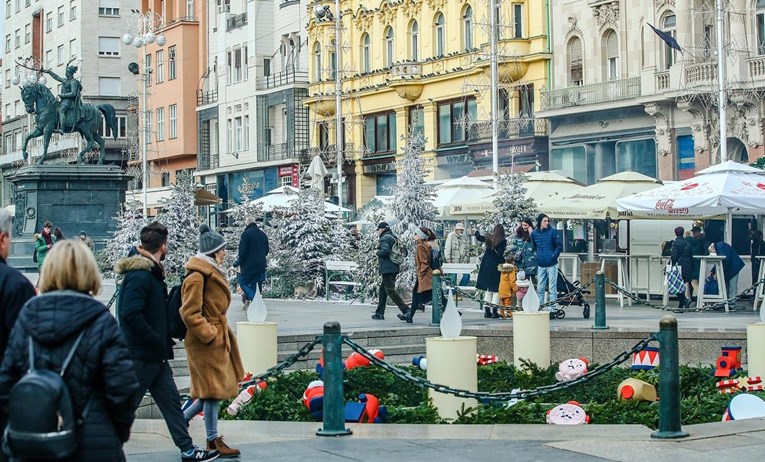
[497,256,518,319]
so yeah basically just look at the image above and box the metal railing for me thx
[256,70,308,89]
[198,153,219,171]
[301,144,356,164]
[468,118,547,142]
[103,138,131,149]
[197,89,218,106]
[540,77,641,110]
[226,13,247,31]
[259,143,297,161]
[164,15,198,27]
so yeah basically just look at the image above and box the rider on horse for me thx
[42,64,82,133]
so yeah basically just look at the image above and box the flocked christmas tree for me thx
[97,200,146,278]
[390,129,437,292]
[221,179,265,288]
[351,199,386,303]
[157,170,200,285]
[480,170,539,232]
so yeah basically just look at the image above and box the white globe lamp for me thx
[156,35,167,46]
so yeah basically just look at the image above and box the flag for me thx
[648,23,682,52]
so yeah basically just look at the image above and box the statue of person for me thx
[42,64,82,133]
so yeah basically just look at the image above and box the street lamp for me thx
[124,10,165,219]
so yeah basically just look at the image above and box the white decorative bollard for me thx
[426,336,477,420]
[747,322,765,378]
[236,287,278,375]
[513,284,551,370]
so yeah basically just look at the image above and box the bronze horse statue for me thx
[20,82,117,164]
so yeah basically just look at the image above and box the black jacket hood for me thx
[20,290,107,345]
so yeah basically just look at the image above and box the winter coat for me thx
[711,242,745,281]
[180,255,245,400]
[415,240,438,293]
[475,231,507,292]
[670,237,693,283]
[688,236,707,280]
[530,227,562,268]
[509,227,538,276]
[235,223,269,275]
[444,231,469,263]
[0,258,35,358]
[0,291,141,462]
[376,229,400,275]
[115,255,174,362]
[498,263,518,300]
[34,231,56,270]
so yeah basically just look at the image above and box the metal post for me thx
[333,0,344,207]
[431,270,443,325]
[489,0,499,186]
[715,0,727,163]
[592,271,609,330]
[317,321,352,436]
[651,315,689,439]
[141,72,148,219]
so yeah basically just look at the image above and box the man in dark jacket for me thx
[116,222,219,462]
[530,213,562,310]
[710,240,745,310]
[373,222,410,320]
[235,217,269,310]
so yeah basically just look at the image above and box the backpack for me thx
[5,330,89,460]
[33,247,38,263]
[389,238,408,266]
[166,270,200,341]
[429,247,443,270]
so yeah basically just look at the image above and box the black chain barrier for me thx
[607,277,765,313]
[342,333,656,402]
[442,277,593,312]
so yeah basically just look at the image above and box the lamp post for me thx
[123,10,166,219]
[333,0,344,208]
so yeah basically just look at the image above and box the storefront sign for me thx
[291,164,299,186]
[439,154,472,165]
[363,162,396,174]
[278,166,293,176]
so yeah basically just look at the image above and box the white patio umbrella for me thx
[539,171,662,220]
[432,176,494,219]
[250,185,300,212]
[616,160,765,240]
[306,155,328,190]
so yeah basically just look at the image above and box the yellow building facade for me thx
[306,0,551,207]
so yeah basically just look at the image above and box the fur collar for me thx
[114,255,154,275]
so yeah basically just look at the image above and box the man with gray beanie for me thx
[234,217,269,310]
[372,222,410,320]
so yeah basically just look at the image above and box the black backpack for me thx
[32,247,38,263]
[429,247,443,270]
[4,330,89,460]
[166,270,200,341]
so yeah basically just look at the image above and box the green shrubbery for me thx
[221,362,755,427]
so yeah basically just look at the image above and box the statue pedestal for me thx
[8,164,131,270]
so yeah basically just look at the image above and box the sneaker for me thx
[181,447,220,462]
[207,436,240,458]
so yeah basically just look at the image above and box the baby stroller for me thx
[551,268,591,319]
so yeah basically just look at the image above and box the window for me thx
[703,25,714,58]
[156,50,164,83]
[438,98,477,145]
[46,12,52,31]
[280,175,293,187]
[496,3,503,39]
[435,13,445,57]
[98,77,120,96]
[263,57,271,76]
[463,6,473,50]
[757,0,765,54]
[13,0,17,13]
[361,33,371,72]
[568,37,583,85]
[385,27,394,67]
[243,46,248,81]
[517,85,534,118]
[5,35,10,53]
[318,122,329,149]
[513,3,522,38]
[168,46,177,79]
[604,30,618,80]
[57,45,64,64]
[98,1,120,16]
[70,0,76,20]
[234,116,242,151]
[58,5,64,26]
[98,37,120,56]
[662,14,677,70]
[69,39,76,58]
[144,110,153,144]
[363,112,397,154]
[98,115,127,138]
[24,24,30,44]
[5,1,9,18]
[228,48,245,83]
[186,0,194,17]
[5,70,10,88]
[409,106,424,136]
[169,104,177,138]
[243,115,249,150]
[329,40,337,79]
[156,107,165,141]
[616,139,657,179]
[45,50,52,67]
[161,172,170,187]
[226,119,233,152]
[313,42,322,82]
[14,29,19,48]
[145,54,152,85]
[409,21,419,61]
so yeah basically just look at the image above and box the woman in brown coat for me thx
[181,225,245,458]
[399,227,439,323]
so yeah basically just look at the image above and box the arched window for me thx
[313,42,321,82]
[463,5,473,50]
[385,26,394,67]
[435,12,445,57]
[604,30,618,80]
[329,40,337,79]
[568,37,583,85]
[361,33,371,72]
[662,13,677,70]
[410,20,419,61]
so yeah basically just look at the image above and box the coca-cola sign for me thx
[680,182,699,191]
[654,199,689,214]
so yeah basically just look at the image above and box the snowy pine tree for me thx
[352,201,386,303]
[97,200,146,278]
[481,171,539,231]
[222,180,265,288]
[390,130,437,292]
[157,171,200,285]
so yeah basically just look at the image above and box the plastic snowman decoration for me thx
[555,357,589,382]
[546,401,590,425]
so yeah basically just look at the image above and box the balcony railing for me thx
[540,77,641,111]
[164,16,198,28]
[655,71,670,91]
[749,56,765,78]
[389,62,422,79]
[468,118,547,142]
[226,13,247,31]
[197,89,218,106]
[103,138,132,149]
[259,143,298,162]
[301,144,355,164]
[198,153,220,171]
[686,62,717,85]
[256,70,308,89]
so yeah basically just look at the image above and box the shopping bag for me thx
[665,265,685,295]
[704,273,719,295]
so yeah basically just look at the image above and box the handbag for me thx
[665,264,685,295]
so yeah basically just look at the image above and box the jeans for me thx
[537,264,558,309]
[183,399,220,441]
[449,273,471,286]
[728,273,740,307]
[134,360,194,453]
[240,272,265,301]
[376,273,410,315]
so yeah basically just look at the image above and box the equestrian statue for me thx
[18,58,118,165]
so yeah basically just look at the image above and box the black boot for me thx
[491,308,501,319]
[397,310,414,323]
[484,306,492,318]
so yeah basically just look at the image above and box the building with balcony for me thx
[0,0,139,207]
[539,0,765,186]
[305,0,552,208]
[194,0,310,227]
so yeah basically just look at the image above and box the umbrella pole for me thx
[726,210,733,244]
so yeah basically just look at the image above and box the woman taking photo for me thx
[509,218,537,284]
[475,224,507,319]
[399,227,439,323]
[181,225,245,458]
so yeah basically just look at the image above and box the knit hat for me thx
[377,222,390,230]
[455,223,465,230]
[199,224,226,255]
[674,226,684,237]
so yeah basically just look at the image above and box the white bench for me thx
[325,260,359,300]
[441,263,478,303]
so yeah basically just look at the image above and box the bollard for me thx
[431,269,443,325]
[592,271,609,330]
[316,321,352,437]
[651,315,689,439]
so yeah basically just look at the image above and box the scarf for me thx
[41,230,53,246]
[135,245,165,278]
[196,253,227,278]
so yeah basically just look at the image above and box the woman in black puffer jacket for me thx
[670,226,693,309]
[0,240,141,462]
